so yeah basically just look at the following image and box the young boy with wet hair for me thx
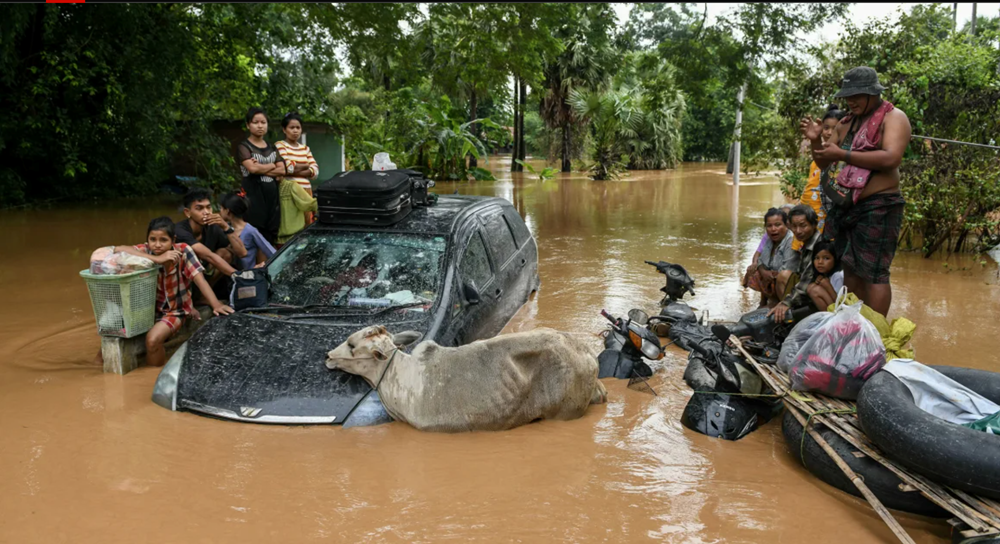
[106,216,235,365]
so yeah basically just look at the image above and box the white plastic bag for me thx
[777,311,834,373]
[372,152,396,171]
[788,294,887,400]
[89,247,155,275]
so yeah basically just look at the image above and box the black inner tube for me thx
[858,365,1000,501]
[782,410,948,518]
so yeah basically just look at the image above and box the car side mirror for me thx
[463,281,481,305]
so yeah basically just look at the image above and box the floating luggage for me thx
[316,170,413,226]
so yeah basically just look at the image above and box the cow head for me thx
[325,326,423,380]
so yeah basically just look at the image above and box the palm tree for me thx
[539,4,618,172]
[568,87,643,180]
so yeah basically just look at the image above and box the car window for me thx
[503,208,531,247]
[460,231,493,288]
[266,231,447,309]
[484,211,518,266]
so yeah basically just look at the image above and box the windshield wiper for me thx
[244,303,340,313]
[282,302,428,320]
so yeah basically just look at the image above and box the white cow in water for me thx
[326,326,607,432]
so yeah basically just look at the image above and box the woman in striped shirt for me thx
[275,112,320,226]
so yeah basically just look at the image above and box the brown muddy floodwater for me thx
[1,157,999,543]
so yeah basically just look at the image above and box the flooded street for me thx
[1,157,998,543]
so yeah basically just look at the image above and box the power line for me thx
[911,135,1000,151]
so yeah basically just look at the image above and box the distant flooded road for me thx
[1,157,997,543]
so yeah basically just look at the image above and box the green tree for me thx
[0,4,343,206]
[614,51,686,169]
[539,3,619,172]
[568,87,642,181]
[416,4,511,169]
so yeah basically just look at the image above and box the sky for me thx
[611,3,1000,45]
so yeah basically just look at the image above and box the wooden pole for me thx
[730,336,1000,533]
[511,75,520,172]
[971,3,977,35]
[785,404,917,544]
[733,82,747,186]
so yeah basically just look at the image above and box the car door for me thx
[451,226,497,344]
[501,205,538,297]
[480,208,524,332]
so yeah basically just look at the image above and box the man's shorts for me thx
[824,192,905,285]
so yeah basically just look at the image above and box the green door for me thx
[303,132,344,189]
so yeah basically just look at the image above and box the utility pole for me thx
[971,3,977,35]
[732,82,747,187]
[953,3,958,32]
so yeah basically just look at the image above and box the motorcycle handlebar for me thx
[600,310,618,325]
[689,340,711,357]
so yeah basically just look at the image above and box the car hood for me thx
[176,311,429,424]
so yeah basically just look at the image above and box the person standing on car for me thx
[239,107,286,245]
[275,112,320,226]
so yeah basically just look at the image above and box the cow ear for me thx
[392,331,422,348]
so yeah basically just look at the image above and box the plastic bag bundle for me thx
[788,300,887,400]
[826,293,916,360]
[372,152,397,171]
[777,311,834,373]
[89,247,155,275]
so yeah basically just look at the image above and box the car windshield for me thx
[266,231,448,310]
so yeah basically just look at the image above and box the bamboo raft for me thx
[728,336,1000,544]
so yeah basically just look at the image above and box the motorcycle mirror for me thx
[627,308,649,325]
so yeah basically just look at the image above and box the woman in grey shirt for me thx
[744,207,795,308]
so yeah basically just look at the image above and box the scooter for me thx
[597,309,662,380]
[710,305,816,346]
[645,260,700,336]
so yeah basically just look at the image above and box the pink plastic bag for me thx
[788,299,887,400]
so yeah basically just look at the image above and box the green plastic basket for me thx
[80,267,161,338]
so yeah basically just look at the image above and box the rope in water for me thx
[691,389,858,471]
[692,390,786,398]
[799,407,859,469]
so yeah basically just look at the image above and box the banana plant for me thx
[514,159,556,181]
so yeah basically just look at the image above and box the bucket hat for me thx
[834,66,886,98]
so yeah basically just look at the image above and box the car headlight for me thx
[151,342,186,411]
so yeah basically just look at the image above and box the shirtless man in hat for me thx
[800,66,911,316]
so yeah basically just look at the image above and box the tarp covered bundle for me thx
[884,360,1000,434]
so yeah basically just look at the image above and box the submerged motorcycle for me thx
[644,260,700,336]
[641,259,783,440]
[597,309,662,380]
[680,339,783,441]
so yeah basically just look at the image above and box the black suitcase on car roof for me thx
[396,168,435,207]
[316,170,412,226]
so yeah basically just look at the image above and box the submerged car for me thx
[152,195,540,426]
